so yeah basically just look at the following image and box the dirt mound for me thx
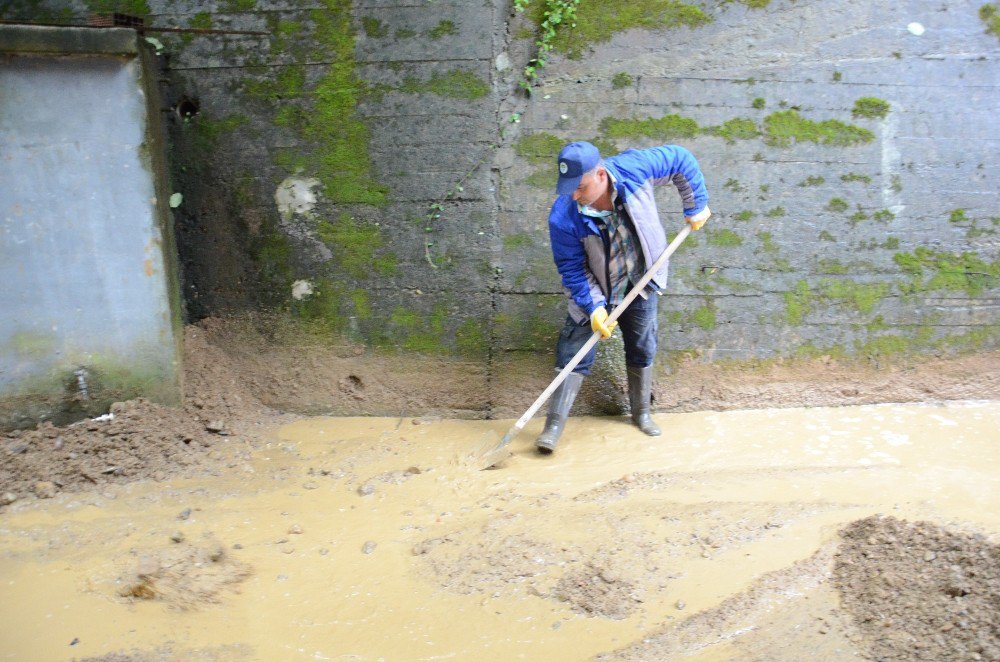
[553,564,643,620]
[0,322,286,501]
[113,535,252,610]
[834,515,1000,661]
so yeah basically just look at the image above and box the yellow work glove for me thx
[685,206,712,231]
[590,306,617,339]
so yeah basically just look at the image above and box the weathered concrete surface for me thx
[0,25,183,430]
[1,1,996,418]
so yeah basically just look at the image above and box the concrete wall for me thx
[0,25,183,429]
[2,1,997,413]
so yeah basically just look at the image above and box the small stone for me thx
[233,543,243,550]
[276,574,289,581]
[623,474,636,483]
[53,436,64,450]
[924,551,936,562]
[319,548,329,556]
[178,508,192,520]
[170,531,185,543]
[1,492,17,506]
[867,536,878,545]
[209,546,225,562]
[205,420,227,434]
[302,482,318,490]
[357,483,375,496]
[362,541,377,554]
[289,524,304,535]
[34,481,57,499]
[405,466,422,475]
[411,418,422,425]
[676,600,686,610]
[281,546,295,554]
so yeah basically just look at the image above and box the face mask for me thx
[578,203,612,218]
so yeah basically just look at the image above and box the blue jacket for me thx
[548,145,709,322]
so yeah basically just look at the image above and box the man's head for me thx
[556,141,601,197]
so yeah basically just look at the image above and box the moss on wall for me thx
[852,97,890,119]
[398,69,489,100]
[818,279,890,314]
[600,113,700,140]
[894,248,1000,296]
[316,213,397,279]
[763,110,874,147]
[980,4,1000,38]
[539,0,711,58]
[784,280,812,325]
[707,228,743,247]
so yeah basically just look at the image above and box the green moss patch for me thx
[361,16,388,37]
[980,4,1000,38]
[600,113,700,140]
[827,197,848,213]
[245,1,386,206]
[85,0,150,16]
[763,110,874,147]
[852,97,891,119]
[316,213,396,279]
[707,228,743,247]
[515,132,564,163]
[689,304,716,331]
[894,248,1000,296]
[784,280,812,325]
[798,175,825,187]
[428,19,458,39]
[503,233,534,250]
[819,279,890,314]
[611,72,634,88]
[840,172,872,185]
[542,0,711,58]
[399,69,489,100]
[703,117,760,143]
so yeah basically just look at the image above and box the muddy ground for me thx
[1,317,998,660]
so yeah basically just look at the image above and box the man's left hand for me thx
[686,206,711,231]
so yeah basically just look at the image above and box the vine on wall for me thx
[514,0,581,93]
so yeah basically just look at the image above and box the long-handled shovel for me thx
[474,224,692,470]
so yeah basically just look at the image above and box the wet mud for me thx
[1,397,998,660]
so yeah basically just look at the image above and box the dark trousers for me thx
[555,291,659,375]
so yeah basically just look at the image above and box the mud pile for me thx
[834,515,1000,661]
[0,323,285,500]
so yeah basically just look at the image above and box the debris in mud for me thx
[115,537,251,609]
[553,564,644,620]
[834,515,1000,661]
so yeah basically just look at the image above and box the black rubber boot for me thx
[535,372,585,454]
[627,365,661,436]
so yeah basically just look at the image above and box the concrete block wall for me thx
[2,0,996,417]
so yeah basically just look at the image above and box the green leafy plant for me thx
[516,0,582,92]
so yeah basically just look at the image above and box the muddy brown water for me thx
[1,401,998,660]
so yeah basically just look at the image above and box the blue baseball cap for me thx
[556,141,601,195]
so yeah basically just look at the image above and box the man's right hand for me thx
[590,307,617,339]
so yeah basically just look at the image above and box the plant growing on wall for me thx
[515,0,581,93]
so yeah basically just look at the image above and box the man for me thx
[536,141,711,454]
